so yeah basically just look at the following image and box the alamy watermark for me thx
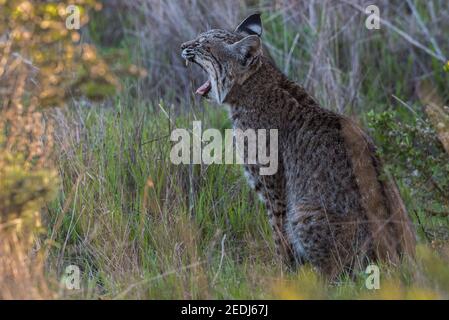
[365,264,380,290]
[65,5,81,30]
[365,5,381,30]
[62,265,81,290]
[170,121,278,175]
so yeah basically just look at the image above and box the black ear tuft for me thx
[235,13,262,37]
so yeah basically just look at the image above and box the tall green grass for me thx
[47,101,278,298]
[44,98,449,299]
[43,0,449,299]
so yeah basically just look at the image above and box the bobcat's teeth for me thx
[185,60,189,67]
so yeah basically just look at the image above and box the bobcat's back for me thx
[227,59,416,273]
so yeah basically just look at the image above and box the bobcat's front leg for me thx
[244,166,295,266]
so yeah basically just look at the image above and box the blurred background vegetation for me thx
[0,0,448,299]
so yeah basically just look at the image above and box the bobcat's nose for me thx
[181,42,196,61]
[181,40,199,62]
[181,48,195,61]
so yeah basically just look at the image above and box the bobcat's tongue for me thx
[196,79,211,96]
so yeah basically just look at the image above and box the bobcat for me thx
[181,13,416,278]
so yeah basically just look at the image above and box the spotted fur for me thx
[181,14,416,278]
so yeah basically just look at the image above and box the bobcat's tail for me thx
[380,175,416,260]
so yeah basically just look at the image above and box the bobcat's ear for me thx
[231,35,262,65]
[235,13,262,37]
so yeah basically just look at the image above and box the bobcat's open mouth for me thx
[195,79,211,96]
[184,59,212,97]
